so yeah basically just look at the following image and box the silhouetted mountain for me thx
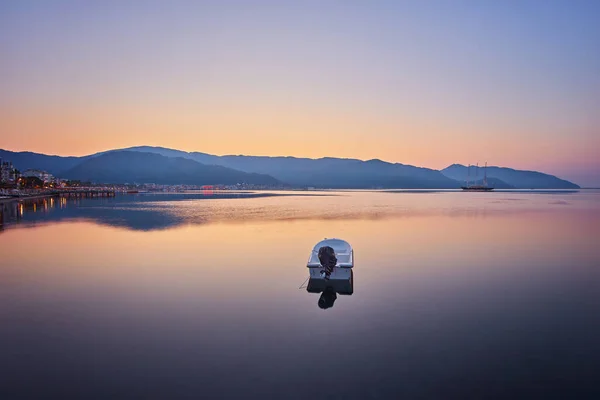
[60,151,281,185]
[441,164,580,189]
[97,146,212,162]
[0,146,582,189]
[118,146,459,188]
[0,149,83,175]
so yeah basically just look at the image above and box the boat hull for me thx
[308,266,352,280]
[307,271,354,295]
[461,186,494,191]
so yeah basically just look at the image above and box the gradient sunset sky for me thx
[1,0,599,185]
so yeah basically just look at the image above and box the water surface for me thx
[1,190,599,399]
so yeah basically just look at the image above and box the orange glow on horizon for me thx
[1,101,598,176]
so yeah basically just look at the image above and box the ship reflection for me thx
[306,271,354,310]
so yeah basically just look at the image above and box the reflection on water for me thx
[1,195,66,229]
[1,191,334,231]
[1,190,599,399]
[306,271,354,310]
[2,189,598,232]
[0,191,313,231]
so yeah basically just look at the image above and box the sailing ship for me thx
[461,162,494,191]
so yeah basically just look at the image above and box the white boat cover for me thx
[307,238,353,268]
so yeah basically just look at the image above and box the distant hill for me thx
[0,149,83,175]
[441,164,580,189]
[0,146,582,189]
[118,146,460,189]
[60,151,281,185]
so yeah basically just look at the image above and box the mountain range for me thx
[0,146,580,189]
[62,151,280,186]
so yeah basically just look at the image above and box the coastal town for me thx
[0,155,290,229]
[0,156,288,201]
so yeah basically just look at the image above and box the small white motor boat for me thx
[307,238,354,280]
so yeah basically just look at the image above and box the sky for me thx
[1,0,599,186]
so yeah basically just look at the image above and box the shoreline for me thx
[0,193,62,206]
[1,187,589,205]
[0,189,116,206]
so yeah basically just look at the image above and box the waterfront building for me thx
[0,159,15,183]
[22,169,54,183]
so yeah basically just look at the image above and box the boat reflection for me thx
[306,270,354,309]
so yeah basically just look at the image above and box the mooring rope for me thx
[298,276,309,289]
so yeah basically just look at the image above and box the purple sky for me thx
[1,0,599,185]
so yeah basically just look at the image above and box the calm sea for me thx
[1,190,599,399]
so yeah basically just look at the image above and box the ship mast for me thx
[484,162,488,186]
[466,164,470,186]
